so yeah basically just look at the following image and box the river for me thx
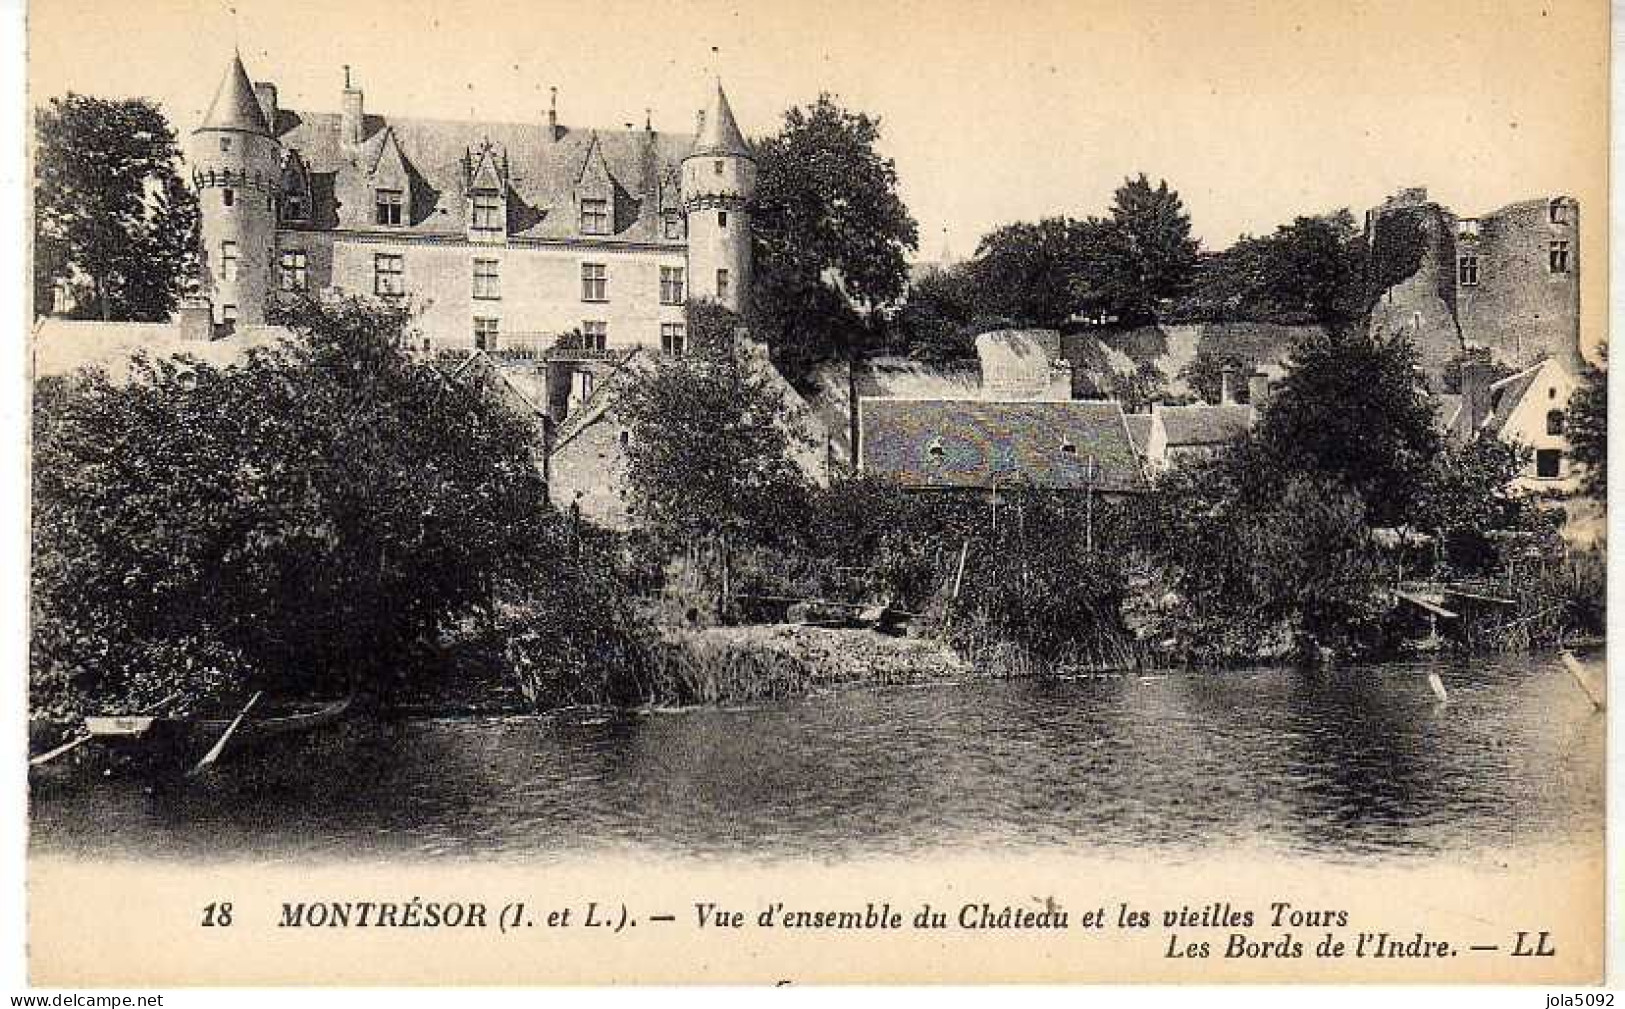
[28,651,1605,866]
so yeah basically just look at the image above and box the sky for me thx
[28,0,1608,341]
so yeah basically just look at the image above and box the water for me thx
[29,652,1605,865]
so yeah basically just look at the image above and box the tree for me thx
[1078,174,1199,326]
[1568,345,1607,499]
[31,294,557,718]
[1170,211,1365,330]
[34,94,200,321]
[751,94,918,389]
[616,303,812,555]
[894,264,983,363]
[964,217,1095,328]
[1255,328,1441,526]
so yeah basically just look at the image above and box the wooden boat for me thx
[83,692,355,768]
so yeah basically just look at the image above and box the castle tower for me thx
[191,52,280,327]
[682,82,755,314]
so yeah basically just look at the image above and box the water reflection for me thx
[29,652,1605,864]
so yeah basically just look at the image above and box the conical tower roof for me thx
[692,81,751,158]
[197,52,270,136]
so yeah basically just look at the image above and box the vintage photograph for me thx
[22,0,1609,986]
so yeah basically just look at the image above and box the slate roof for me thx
[1432,393,1464,437]
[274,105,695,244]
[1123,414,1154,458]
[693,82,751,157]
[1483,363,1542,436]
[199,53,271,135]
[859,398,1146,493]
[1155,403,1255,448]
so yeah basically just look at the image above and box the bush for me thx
[31,294,562,718]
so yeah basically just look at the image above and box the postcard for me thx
[22,0,1609,986]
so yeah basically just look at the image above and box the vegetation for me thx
[1567,345,1607,500]
[891,175,1197,363]
[751,94,919,382]
[34,94,200,322]
[30,295,631,720]
[1169,211,1367,330]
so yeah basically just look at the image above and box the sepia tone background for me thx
[24,0,1611,985]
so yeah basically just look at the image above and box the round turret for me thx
[192,53,281,328]
[682,82,755,313]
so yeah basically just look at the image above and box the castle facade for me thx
[191,53,756,353]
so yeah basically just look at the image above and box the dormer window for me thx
[1060,440,1078,455]
[926,438,945,462]
[375,188,404,226]
[662,213,684,240]
[580,198,609,235]
[1549,199,1568,225]
[282,193,307,221]
[471,190,503,231]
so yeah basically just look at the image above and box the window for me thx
[374,253,404,295]
[283,193,308,221]
[220,240,239,281]
[580,197,609,235]
[660,266,685,305]
[662,213,683,240]
[713,159,723,175]
[661,322,686,355]
[221,304,238,324]
[375,188,404,226]
[471,190,503,231]
[581,262,607,302]
[1546,409,1565,436]
[223,188,235,208]
[1458,254,1479,287]
[1536,449,1562,480]
[474,317,500,350]
[473,258,500,300]
[716,268,730,302]
[581,320,608,351]
[1549,240,1571,274]
[718,211,728,228]
[279,250,307,292]
[266,193,274,212]
[1456,218,1480,239]
[1549,198,1568,225]
[220,137,232,152]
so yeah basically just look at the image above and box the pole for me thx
[1085,455,1096,553]
[188,691,263,777]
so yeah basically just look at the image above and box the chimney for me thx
[176,300,213,343]
[1247,372,1270,410]
[253,82,279,133]
[547,86,558,141]
[1461,360,1494,437]
[1219,364,1238,406]
[341,65,364,148]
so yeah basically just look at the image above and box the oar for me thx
[29,734,93,767]
[187,691,263,778]
[29,691,183,768]
[1427,670,1448,704]
[1560,651,1605,712]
